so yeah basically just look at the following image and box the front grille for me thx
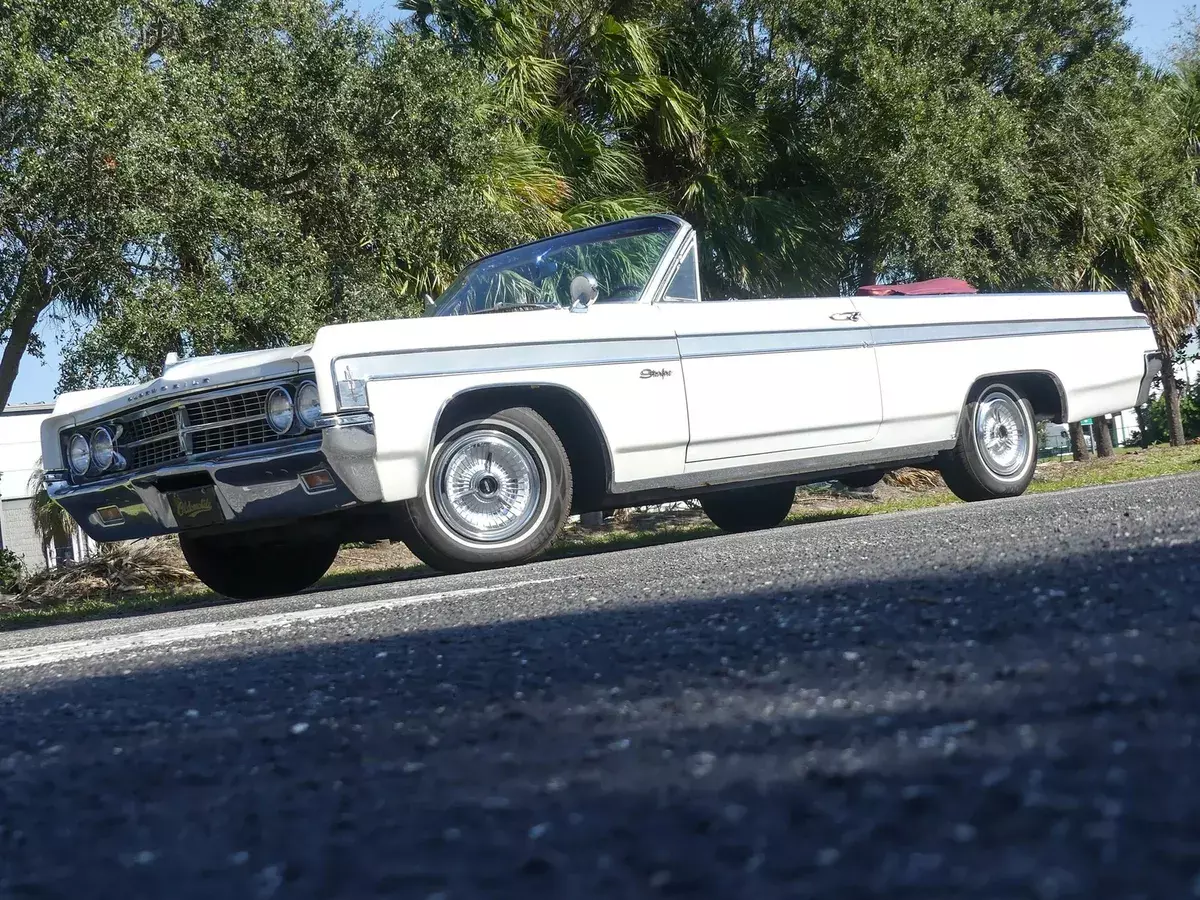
[186,390,270,427]
[130,435,185,470]
[66,380,313,482]
[190,419,284,456]
[125,408,177,444]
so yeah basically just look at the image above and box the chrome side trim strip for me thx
[680,316,1149,357]
[336,337,680,385]
[680,327,869,358]
[332,315,1148,390]
[871,316,1149,346]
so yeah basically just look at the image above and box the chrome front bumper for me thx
[47,413,382,542]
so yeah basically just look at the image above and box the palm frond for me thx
[26,461,74,553]
[562,195,667,228]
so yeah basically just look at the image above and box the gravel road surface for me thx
[3,474,1200,899]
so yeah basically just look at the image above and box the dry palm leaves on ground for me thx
[882,468,946,490]
[6,540,197,611]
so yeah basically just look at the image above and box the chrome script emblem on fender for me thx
[640,368,672,379]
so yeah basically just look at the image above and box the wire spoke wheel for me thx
[940,381,1038,503]
[395,407,573,574]
[974,390,1029,477]
[432,428,544,543]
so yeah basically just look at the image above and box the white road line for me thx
[0,576,577,672]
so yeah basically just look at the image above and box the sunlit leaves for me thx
[47,0,544,387]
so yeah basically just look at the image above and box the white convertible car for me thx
[42,215,1160,598]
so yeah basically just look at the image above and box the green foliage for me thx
[1061,68,1200,354]
[0,548,25,595]
[1139,387,1200,444]
[406,0,840,298]
[757,0,1153,291]
[407,0,1165,298]
[1,0,172,406]
[5,0,547,392]
[5,0,1200,397]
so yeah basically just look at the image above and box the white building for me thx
[0,403,91,571]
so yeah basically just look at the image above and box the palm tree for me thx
[404,0,839,296]
[1069,189,1200,445]
[26,461,74,560]
[1063,71,1200,446]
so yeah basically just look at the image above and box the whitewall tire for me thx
[940,382,1037,501]
[393,407,572,573]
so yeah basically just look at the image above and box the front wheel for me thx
[180,530,340,600]
[701,482,796,533]
[939,382,1037,501]
[393,406,572,573]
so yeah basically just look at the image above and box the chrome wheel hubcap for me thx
[433,429,542,542]
[975,391,1028,477]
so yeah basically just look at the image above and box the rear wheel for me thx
[393,406,572,573]
[939,382,1037,501]
[180,530,339,600]
[701,483,796,533]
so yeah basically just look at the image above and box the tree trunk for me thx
[1093,415,1115,458]
[1160,352,1186,446]
[0,297,43,412]
[1068,421,1091,461]
[0,261,51,411]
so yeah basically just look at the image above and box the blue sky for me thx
[2,0,1192,404]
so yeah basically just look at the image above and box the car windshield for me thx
[432,217,679,316]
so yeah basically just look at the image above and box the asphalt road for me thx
[3,474,1200,899]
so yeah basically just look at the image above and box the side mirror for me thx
[569,273,599,313]
[422,293,436,317]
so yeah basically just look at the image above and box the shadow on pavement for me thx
[312,509,868,597]
[2,535,1200,898]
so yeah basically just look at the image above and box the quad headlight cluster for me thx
[63,378,327,480]
[267,380,322,435]
[66,427,124,477]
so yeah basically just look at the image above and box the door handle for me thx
[829,310,861,322]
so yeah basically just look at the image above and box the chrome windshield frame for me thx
[432,214,690,316]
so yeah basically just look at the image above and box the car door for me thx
[654,242,883,463]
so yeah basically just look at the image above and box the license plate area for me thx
[168,485,225,529]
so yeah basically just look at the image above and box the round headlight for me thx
[266,387,295,434]
[68,433,91,476]
[91,426,115,471]
[296,380,321,429]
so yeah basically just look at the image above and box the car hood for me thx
[51,345,312,424]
